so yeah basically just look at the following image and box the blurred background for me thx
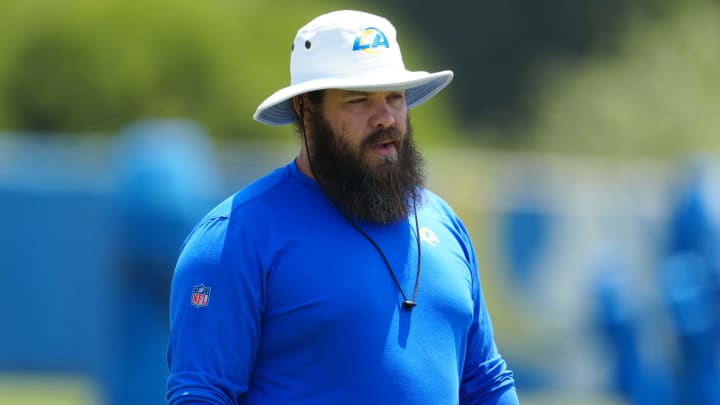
[0,0,718,404]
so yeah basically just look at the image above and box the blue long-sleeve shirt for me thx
[167,160,518,404]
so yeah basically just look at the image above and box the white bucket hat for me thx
[253,10,454,126]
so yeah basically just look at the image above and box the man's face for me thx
[306,89,424,224]
[319,89,409,168]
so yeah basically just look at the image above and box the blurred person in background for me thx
[166,10,518,404]
[660,161,720,405]
[113,119,223,405]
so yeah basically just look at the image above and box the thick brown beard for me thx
[307,111,425,224]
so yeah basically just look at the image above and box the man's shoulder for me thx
[232,163,297,207]
[420,188,456,215]
[419,188,471,235]
[201,163,300,223]
[205,161,324,225]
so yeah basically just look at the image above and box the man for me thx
[167,10,519,404]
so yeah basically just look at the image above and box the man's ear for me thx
[292,95,304,117]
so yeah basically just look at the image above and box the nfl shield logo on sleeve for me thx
[191,284,211,308]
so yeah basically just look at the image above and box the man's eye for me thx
[348,98,367,104]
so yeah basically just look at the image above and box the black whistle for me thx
[402,300,416,310]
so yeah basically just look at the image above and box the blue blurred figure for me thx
[660,160,720,405]
[592,251,677,405]
[593,256,641,399]
[499,170,552,288]
[110,119,223,405]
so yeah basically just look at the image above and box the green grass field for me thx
[0,374,100,405]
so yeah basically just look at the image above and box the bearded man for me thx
[167,10,519,404]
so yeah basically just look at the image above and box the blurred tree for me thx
[369,0,630,129]
[370,0,689,139]
[3,0,707,152]
[0,0,463,145]
[520,0,720,156]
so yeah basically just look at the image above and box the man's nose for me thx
[369,101,395,128]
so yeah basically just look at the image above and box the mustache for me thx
[362,127,403,148]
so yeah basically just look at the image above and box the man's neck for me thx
[295,151,315,180]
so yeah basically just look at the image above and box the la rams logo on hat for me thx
[352,27,389,53]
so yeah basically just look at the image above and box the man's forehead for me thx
[329,89,406,96]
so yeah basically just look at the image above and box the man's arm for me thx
[459,268,519,404]
[456,218,519,404]
[167,217,265,404]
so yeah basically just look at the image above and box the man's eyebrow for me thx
[339,90,404,97]
[339,90,369,96]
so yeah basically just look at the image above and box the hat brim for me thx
[253,70,453,126]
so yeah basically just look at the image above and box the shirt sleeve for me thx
[457,220,519,404]
[166,216,265,404]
